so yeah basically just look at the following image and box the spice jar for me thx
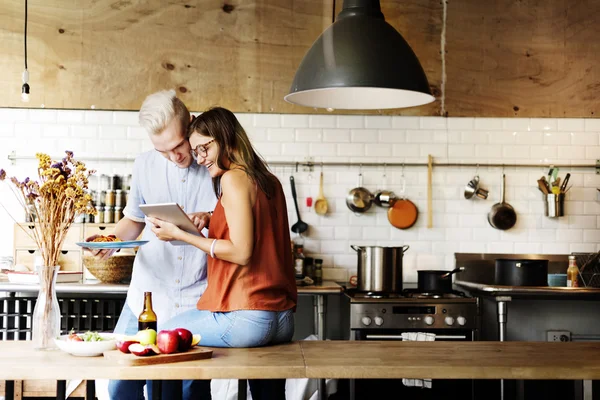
[105,190,116,207]
[97,207,105,223]
[115,189,124,207]
[103,206,114,224]
[113,206,123,223]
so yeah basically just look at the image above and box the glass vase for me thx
[32,264,61,350]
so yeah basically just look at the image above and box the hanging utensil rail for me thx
[7,151,600,172]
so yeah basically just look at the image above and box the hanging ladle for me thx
[290,175,308,234]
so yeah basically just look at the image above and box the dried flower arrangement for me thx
[0,151,97,267]
[0,151,96,348]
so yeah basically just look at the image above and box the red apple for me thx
[157,329,180,354]
[129,343,160,356]
[116,340,139,354]
[175,328,193,351]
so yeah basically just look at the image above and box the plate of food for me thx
[55,330,118,357]
[76,235,148,249]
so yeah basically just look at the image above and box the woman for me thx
[147,106,297,347]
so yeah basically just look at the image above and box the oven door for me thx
[350,328,477,400]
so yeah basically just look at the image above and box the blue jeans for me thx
[160,308,295,348]
[108,304,210,400]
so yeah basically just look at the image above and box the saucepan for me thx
[417,267,464,293]
[346,172,373,214]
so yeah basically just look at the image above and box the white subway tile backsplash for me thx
[0,123,14,137]
[254,114,281,128]
[1,109,599,281]
[57,110,85,124]
[570,132,599,146]
[42,124,69,137]
[350,129,378,143]
[323,129,350,143]
[337,115,364,129]
[543,132,570,145]
[474,118,503,130]
[530,118,557,131]
[447,118,474,130]
[558,119,585,132]
[29,109,57,123]
[365,116,392,129]
[281,114,309,128]
[584,119,600,132]
[392,116,420,129]
[84,110,112,124]
[309,115,336,128]
[420,117,446,130]
[268,128,296,142]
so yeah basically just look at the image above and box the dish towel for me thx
[401,332,436,389]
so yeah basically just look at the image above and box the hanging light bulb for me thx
[21,70,30,102]
[20,0,30,103]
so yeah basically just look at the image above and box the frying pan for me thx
[387,172,418,229]
[346,173,373,213]
[488,174,516,230]
[387,199,418,229]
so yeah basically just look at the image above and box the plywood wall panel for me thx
[444,0,600,117]
[1,0,598,117]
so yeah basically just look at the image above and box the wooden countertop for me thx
[0,278,343,295]
[300,341,600,380]
[0,342,304,380]
[3,340,600,381]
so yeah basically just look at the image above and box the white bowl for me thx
[54,333,117,357]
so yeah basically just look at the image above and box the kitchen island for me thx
[3,340,600,400]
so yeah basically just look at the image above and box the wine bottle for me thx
[138,291,158,331]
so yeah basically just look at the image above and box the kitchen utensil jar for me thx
[544,193,565,218]
[351,245,409,293]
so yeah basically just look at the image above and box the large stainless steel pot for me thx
[351,245,409,293]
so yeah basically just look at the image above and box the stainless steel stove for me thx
[346,288,481,399]
[347,288,479,333]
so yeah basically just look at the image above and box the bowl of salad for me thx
[55,330,117,357]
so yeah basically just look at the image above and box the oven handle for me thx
[365,334,468,340]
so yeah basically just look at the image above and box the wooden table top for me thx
[0,342,305,381]
[300,341,600,380]
[3,340,600,381]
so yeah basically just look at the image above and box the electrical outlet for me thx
[547,330,571,342]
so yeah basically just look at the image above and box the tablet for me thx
[139,203,200,245]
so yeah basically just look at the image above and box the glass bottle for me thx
[567,255,580,288]
[314,259,323,284]
[293,236,305,279]
[138,292,158,331]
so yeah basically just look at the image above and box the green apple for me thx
[125,329,157,346]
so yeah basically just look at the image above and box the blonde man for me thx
[88,90,216,400]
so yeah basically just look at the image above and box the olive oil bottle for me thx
[138,291,158,331]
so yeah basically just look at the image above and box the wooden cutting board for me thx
[103,347,213,366]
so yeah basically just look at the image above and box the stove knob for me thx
[424,316,434,326]
[361,316,372,326]
[457,316,467,326]
[374,317,384,326]
[444,316,455,326]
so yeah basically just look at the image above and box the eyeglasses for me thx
[190,140,214,161]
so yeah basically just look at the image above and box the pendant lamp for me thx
[285,0,434,110]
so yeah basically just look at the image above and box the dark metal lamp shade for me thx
[285,0,435,110]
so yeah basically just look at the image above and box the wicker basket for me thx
[573,252,600,288]
[83,255,134,284]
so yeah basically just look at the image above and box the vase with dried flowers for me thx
[0,151,96,349]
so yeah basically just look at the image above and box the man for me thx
[90,89,216,400]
